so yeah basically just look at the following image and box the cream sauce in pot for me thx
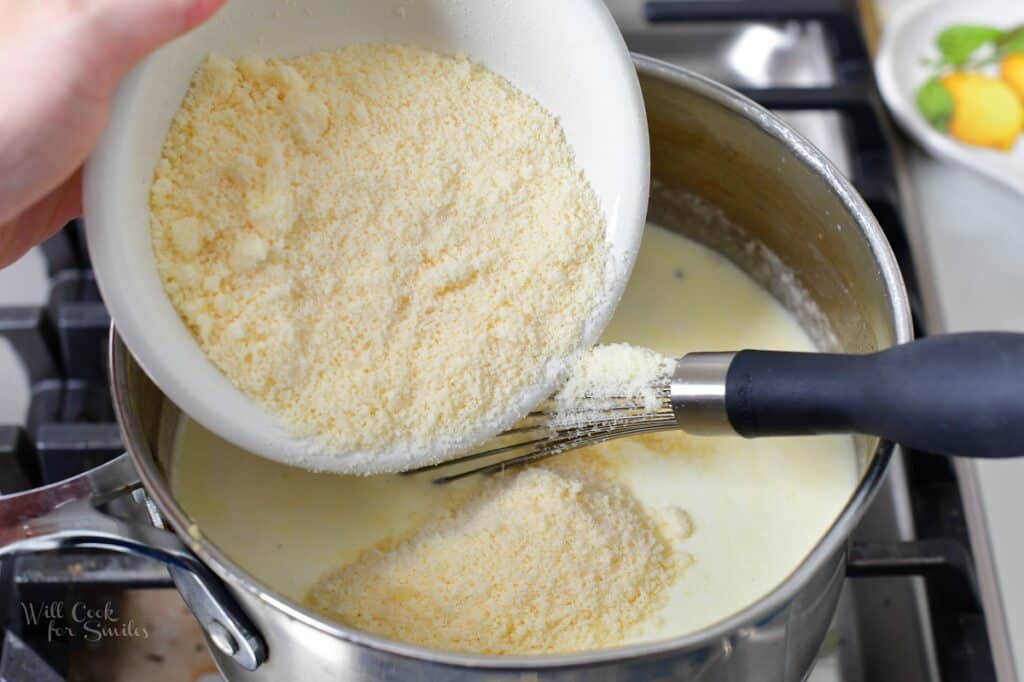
[171,224,858,648]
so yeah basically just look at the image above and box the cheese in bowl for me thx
[150,44,617,474]
[171,224,858,655]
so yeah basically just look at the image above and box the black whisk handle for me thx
[721,332,1024,458]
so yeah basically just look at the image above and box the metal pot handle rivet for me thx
[208,620,240,656]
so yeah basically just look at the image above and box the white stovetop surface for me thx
[874,2,1024,679]
[904,151,1024,682]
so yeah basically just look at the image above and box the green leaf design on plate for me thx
[937,24,1004,66]
[997,26,1024,54]
[916,77,954,130]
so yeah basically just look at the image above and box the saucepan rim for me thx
[111,54,912,670]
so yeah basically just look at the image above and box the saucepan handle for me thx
[0,453,267,670]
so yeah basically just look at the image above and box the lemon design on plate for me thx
[942,72,1023,151]
[1002,53,1024,99]
[915,23,1024,152]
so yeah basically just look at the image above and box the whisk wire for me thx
[432,418,678,485]
[412,384,680,484]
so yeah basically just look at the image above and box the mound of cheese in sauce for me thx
[306,454,691,654]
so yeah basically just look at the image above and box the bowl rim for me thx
[112,55,913,670]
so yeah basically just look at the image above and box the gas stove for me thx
[0,1,1005,680]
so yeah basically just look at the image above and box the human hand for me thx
[0,0,226,268]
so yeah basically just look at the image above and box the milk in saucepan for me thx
[171,224,857,650]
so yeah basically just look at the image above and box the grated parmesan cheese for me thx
[551,343,675,428]
[305,457,684,654]
[149,45,608,472]
[658,505,695,544]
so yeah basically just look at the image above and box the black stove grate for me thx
[0,1,999,679]
[0,220,117,493]
[0,220,148,679]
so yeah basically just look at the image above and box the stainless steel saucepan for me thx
[0,56,913,681]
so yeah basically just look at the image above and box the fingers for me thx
[86,0,228,87]
[183,0,230,31]
[0,168,82,269]
[0,0,226,267]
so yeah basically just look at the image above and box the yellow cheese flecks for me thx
[552,344,675,428]
[659,505,695,544]
[168,217,203,258]
[149,45,608,470]
[305,460,684,654]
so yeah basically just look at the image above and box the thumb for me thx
[86,0,227,85]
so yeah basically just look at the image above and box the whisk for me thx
[410,333,1024,484]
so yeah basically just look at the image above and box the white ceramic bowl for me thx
[83,0,649,473]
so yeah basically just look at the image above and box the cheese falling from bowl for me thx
[149,44,609,473]
[551,343,676,428]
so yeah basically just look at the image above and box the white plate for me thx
[875,0,1024,198]
[83,0,649,473]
